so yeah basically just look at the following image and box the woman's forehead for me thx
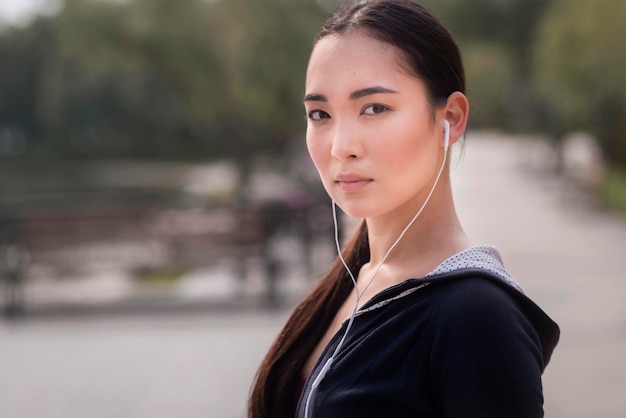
[307,32,400,74]
[305,32,421,99]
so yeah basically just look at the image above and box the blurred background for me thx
[0,0,624,417]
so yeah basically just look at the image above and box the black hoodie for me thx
[295,246,560,418]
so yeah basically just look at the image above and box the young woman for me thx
[248,1,560,417]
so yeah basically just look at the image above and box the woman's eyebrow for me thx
[350,86,398,100]
[303,93,327,103]
[303,86,398,103]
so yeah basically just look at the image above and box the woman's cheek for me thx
[307,138,329,179]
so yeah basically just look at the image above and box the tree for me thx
[533,0,626,167]
[0,0,327,162]
[460,42,515,129]
[422,0,553,129]
[212,0,325,158]
[0,18,55,149]
[36,0,236,159]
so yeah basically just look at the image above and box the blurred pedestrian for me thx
[1,244,29,318]
[249,1,559,417]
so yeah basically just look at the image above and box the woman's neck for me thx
[364,184,471,274]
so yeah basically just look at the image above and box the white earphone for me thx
[443,119,450,152]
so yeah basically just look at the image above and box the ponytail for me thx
[248,221,369,418]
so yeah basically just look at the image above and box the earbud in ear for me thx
[443,119,450,152]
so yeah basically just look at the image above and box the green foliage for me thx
[534,0,626,166]
[47,0,236,159]
[422,0,552,129]
[1,0,624,170]
[212,0,326,157]
[601,167,626,214]
[0,0,326,162]
[425,0,550,73]
[0,18,54,140]
[461,42,515,129]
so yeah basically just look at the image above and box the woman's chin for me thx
[333,201,375,220]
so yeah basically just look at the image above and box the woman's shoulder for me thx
[423,272,559,369]
[425,274,552,418]
[427,274,527,324]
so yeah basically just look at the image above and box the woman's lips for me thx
[335,174,373,192]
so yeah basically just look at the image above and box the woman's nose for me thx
[330,124,364,161]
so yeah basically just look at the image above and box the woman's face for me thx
[304,32,444,220]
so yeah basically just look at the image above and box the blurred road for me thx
[0,310,287,418]
[1,133,626,417]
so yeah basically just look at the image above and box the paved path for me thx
[0,310,289,418]
[1,133,625,417]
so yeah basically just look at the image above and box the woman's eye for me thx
[308,110,331,121]
[362,104,389,115]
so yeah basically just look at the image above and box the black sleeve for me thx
[428,278,545,418]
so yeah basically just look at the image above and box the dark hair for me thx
[248,1,465,417]
[318,0,465,112]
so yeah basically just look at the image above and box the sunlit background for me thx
[0,0,625,417]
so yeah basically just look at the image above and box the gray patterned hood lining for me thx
[426,245,524,294]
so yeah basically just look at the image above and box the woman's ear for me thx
[441,91,469,147]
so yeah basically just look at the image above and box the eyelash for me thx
[307,110,330,121]
[307,104,389,121]
[362,104,389,115]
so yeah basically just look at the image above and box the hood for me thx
[357,245,560,370]
[425,245,560,369]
